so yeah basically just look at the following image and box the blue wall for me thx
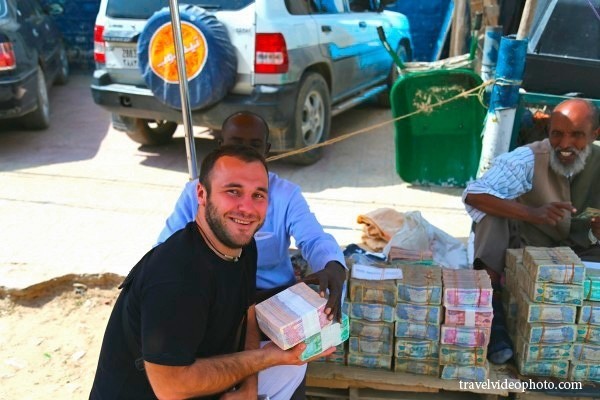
[42,0,100,70]
[387,0,454,62]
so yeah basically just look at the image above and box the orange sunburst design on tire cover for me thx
[148,22,207,83]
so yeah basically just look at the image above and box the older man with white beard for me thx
[463,98,600,365]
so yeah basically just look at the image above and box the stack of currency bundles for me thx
[255,282,330,350]
[350,319,394,341]
[517,320,577,344]
[350,279,397,305]
[439,344,486,365]
[505,248,523,272]
[442,269,493,307]
[515,335,572,361]
[395,303,442,325]
[444,306,493,327]
[517,359,569,379]
[395,321,440,341]
[515,287,577,324]
[349,336,393,356]
[569,361,600,382]
[515,260,584,305]
[394,358,439,376]
[396,265,442,304]
[522,247,585,285]
[577,325,600,344]
[313,342,346,364]
[347,302,394,323]
[301,314,350,361]
[395,339,439,360]
[347,353,392,370]
[572,342,600,362]
[584,268,600,301]
[388,247,433,262]
[440,325,490,347]
[578,301,600,325]
[441,362,489,381]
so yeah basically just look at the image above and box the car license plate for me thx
[105,45,138,69]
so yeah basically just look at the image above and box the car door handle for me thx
[358,21,367,28]
[321,25,331,32]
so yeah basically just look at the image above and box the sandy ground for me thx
[0,278,121,400]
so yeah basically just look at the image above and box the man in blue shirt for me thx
[463,99,600,364]
[157,111,347,320]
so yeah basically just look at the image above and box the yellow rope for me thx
[266,78,495,163]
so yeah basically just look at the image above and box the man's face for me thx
[202,156,268,248]
[219,116,270,155]
[548,103,598,176]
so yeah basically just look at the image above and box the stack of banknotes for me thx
[569,362,600,382]
[312,342,347,364]
[439,269,492,380]
[584,268,600,301]
[392,265,443,376]
[255,282,331,350]
[301,314,350,361]
[517,359,569,379]
[571,268,600,382]
[522,247,585,285]
[350,279,397,305]
[388,247,433,262]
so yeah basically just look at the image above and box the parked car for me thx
[91,0,412,164]
[0,0,69,129]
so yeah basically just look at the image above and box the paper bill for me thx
[577,325,600,344]
[348,336,393,356]
[440,325,491,347]
[349,320,393,341]
[395,302,442,325]
[441,362,489,381]
[394,358,440,376]
[572,342,600,362]
[444,306,493,327]
[518,320,576,344]
[439,344,486,365]
[569,361,600,382]
[515,288,577,324]
[517,358,569,379]
[347,354,391,370]
[578,301,600,325]
[395,321,440,341]
[348,302,395,323]
[349,278,397,305]
[394,338,439,359]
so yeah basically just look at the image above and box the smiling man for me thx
[90,146,330,400]
[463,98,600,364]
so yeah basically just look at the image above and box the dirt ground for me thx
[0,276,122,400]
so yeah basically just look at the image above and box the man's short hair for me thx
[199,145,268,194]
[221,111,270,141]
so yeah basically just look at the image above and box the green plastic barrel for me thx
[390,68,486,187]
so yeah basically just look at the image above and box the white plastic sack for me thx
[383,211,469,269]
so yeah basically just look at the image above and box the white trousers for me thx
[257,341,306,400]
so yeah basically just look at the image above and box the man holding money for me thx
[463,98,600,364]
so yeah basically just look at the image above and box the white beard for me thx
[549,145,591,177]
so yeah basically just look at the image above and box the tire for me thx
[377,43,412,107]
[22,66,50,130]
[287,73,331,166]
[121,117,178,146]
[138,5,237,110]
[54,44,69,85]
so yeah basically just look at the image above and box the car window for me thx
[348,0,377,12]
[312,0,345,13]
[536,0,600,61]
[106,0,253,19]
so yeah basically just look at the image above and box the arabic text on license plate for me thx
[120,47,138,68]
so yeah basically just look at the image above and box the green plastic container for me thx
[390,68,486,187]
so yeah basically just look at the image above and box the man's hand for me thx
[301,261,347,321]
[261,342,336,365]
[529,202,575,225]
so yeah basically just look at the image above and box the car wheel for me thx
[121,117,178,146]
[377,43,411,107]
[55,45,69,85]
[22,66,50,130]
[138,5,237,111]
[287,72,331,165]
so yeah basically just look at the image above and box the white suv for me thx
[91,0,411,164]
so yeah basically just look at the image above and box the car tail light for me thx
[255,33,288,74]
[0,42,16,71]
[94,25,106,64]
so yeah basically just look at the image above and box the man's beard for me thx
[205,198,262,249]
[549,145,591,177]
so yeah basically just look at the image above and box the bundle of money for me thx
[517,320,576,344]
[444,306,493,327]
[573,207,600,220]
[255,282,330,350]
[578,301,600,325]
[441,362,489,381]
[514,334,572,361]
[396,265,442,305]
[439,344,486,365]
[440,325,491,347]
[388,247,433,262]
[395,302,442,325]
[394,338,439,359]
[522,247,585,285]
[505,248,523,272]
[394,357,440,376]
[442,269,493,307]
[349,279,397,305]
[350,320,393,341]
[347,302,395,323]
[301,314,350,360]
[572,342,600,362]
[395,321,440,341]
[569,361,600,382]
[515,288,577,323]
[584,268,600,301]
[576,325,600,344]
[347,353,392,370]
[517,358,569,379]
[516,262,583,305]
[348,336,393,356]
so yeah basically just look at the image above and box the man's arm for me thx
[464,193,575,226]
[283,185,347,321]
[156,180,199,245]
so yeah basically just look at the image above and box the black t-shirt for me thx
[90,222,257,399]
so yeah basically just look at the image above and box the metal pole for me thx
[168,0,198,180]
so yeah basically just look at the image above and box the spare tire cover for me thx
[138,5,237,110]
